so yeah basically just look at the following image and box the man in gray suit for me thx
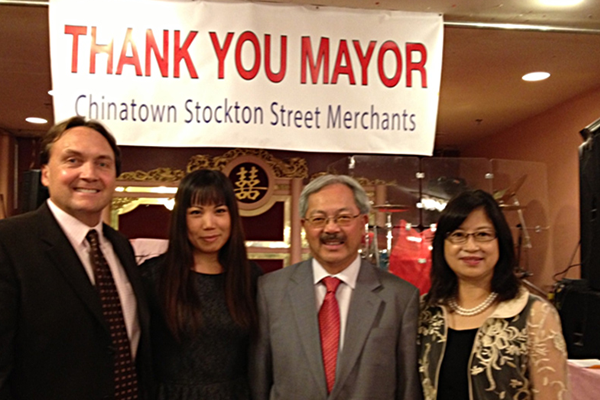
[250,174,421,400]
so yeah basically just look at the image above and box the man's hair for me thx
[40,116,122,176]
[299,174,370,218]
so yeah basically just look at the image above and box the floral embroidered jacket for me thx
[418,288,570,400]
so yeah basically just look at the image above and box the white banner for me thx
[49,0,443,155]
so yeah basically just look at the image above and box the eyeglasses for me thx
[304,214,361,228]
[445,230,497,244]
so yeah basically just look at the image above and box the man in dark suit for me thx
[250,174,421,400]
[0,117,151,399]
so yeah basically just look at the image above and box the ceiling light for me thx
[522,72,550,81]
[48,90,54,96]
[25,117,48,124]
[539,0,584,6]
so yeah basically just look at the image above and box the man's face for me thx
[41,126,117,227]
[302,183,368,274]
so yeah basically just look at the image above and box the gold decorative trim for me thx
[118,167,185,182]
[118,149,307,182]
[112,196,136,208]
[308,172,328,181]
[243,196,291,247]
[355,177,392,186]
[110,197,174,229]
[188,149,308,178]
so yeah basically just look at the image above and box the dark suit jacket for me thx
[0,203,152,400]
[249,259,422,400]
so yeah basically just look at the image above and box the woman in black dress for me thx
[142,169,261,400]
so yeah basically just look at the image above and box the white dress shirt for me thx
[312,255,361,351]
[47,199,140,358]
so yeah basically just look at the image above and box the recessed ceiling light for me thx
[48,90,54,96]
[26,117,48,124]
[539,0,583,6]
[522,72,550,81]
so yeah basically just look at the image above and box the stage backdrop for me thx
[49,0,444,155]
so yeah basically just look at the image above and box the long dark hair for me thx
[158,169,257,341]
[426,189,520,306]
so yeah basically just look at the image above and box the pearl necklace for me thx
[448,292,498,316]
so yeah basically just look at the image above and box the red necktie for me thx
[87,230,139,400]
[319,276,341,394]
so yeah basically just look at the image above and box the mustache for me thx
[320,232,346,242]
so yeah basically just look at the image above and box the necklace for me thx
[448,292,498,316]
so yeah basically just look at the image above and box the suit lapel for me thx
[332,261,382,396]
[37,204,108,333]
[288,260,329,397]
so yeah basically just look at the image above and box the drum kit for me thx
[493,175,547,296]
[494,174,531,250]
[364,203,409,270]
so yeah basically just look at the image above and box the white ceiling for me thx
[1,0,600,150]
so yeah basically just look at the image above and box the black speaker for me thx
[20,169,49,213]
[579,118,600,291]
[554,279,600,359]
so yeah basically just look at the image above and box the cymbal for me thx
[373,204,409,212]
[494,175,528,203]
[499,204,525,211]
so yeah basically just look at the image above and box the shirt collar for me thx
[489,287,529,318]
[312,255,361,289]
[46,199,104,246]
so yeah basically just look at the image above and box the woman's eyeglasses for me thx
[445,230,496,244]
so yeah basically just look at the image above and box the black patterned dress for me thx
[141,256,260,400]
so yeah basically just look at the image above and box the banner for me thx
[49,0,443,155]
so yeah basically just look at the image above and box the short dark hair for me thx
[426,189,520,305]
[40,116,122,176]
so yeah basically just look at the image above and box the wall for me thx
[461,85,600,290]
[0,131,15,218]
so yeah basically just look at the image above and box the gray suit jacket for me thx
[249,259,422,400]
